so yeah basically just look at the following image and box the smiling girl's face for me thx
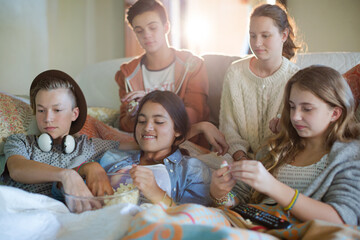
[135,101,180,160]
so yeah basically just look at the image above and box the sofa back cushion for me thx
[76,58,132,109]
[293,52,360,74]
[202,54,241,126]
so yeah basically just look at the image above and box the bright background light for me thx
[182,0,250,56]
[185,16,211,49]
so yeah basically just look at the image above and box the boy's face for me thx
[35,88,79,144]
[132,10,169,54]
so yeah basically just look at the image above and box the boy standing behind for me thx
[116,0,210,135]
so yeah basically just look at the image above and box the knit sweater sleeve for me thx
[321,141,360,225]
[219,63,250,156]
[303,141,360,225]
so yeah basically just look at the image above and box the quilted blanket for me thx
[1,185,359,240]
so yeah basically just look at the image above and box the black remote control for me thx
[232,204,293,229]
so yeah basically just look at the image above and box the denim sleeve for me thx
[177,157,212,206]
[97,149,139,172]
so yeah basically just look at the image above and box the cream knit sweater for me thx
[219,56,299,157]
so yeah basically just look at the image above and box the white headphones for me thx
[37,133,76,154]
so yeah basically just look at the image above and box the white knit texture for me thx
[219,56,299,156]
[277,154,330,193]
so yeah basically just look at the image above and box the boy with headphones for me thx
[2,70,131,198]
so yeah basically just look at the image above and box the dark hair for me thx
[251,65,359,203]
[133,90,190,147]
[251,3,300,60]
[126,0,168,27]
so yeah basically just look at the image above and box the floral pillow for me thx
[87,107,119,126]
[0,93,33,155]
[0,93,34,175]
[343,64,360,109]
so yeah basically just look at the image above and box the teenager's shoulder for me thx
[119,54,144,76]
[5,133,35,144]
[223,56,252,80]
[332,140,360,149]
[282,57,300,73]
[329,140,360,160]
[76,134,119,146]
[174,48,204,62]
[228,55,252,70]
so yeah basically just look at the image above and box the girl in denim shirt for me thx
[91,90,212,206]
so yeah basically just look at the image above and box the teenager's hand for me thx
[269,116,281,134]
[129,165,164,203]
[121,91,145,117]
[210,165,236,199]
[233,150,250,161]
[61,169,93,197]
[60,169,103,213]
[82,162,114,196]
[190,122,229,155]
[230,160,276,195]
[121,91,146,104]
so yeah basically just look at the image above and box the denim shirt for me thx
[99,148,212,206]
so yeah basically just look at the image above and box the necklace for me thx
[250,57,282,78]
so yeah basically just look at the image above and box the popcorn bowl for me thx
[64,172,140,213]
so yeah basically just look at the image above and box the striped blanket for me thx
[123,203,360,240]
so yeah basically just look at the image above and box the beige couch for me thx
[76,52,360,127]
[1,52,359,177]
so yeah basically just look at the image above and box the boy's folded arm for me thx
[7,154,73,184]
[7,154,93,197]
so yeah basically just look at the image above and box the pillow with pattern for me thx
[0,93,33,155]
[0,93,34,175]
[343,64,360,109]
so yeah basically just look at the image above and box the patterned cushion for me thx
[343,64,360,109]
[0,93,33,155]
[87,107,119,126]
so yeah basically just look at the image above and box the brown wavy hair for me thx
[126,0,168,27]
[251,3,300,60]
[251,65,359,203]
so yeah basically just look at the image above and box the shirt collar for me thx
[164,149,182,164]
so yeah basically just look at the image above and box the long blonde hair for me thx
[251,65,359,203]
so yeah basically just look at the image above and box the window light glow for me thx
[185,16,211,47]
